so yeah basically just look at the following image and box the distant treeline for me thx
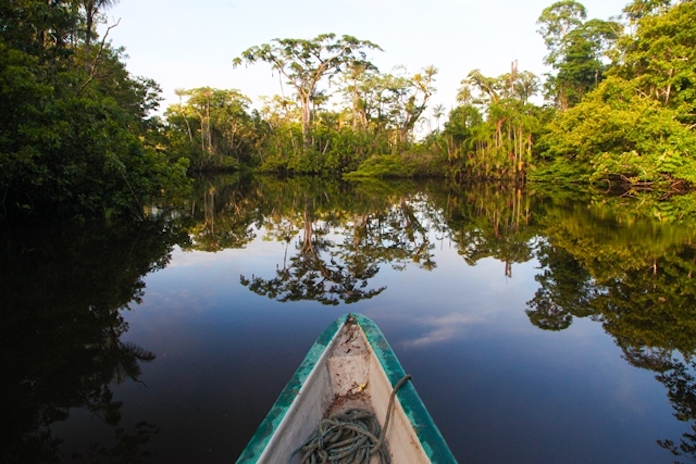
[2,0,695,218]
[165,0,696,190]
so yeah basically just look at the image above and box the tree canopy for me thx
[4,0,696,219]
[0,0,188,219]
[234,34,382,147]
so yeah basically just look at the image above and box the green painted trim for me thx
[235,313,458,463]
[354,314,459,464]
[235,316,344,463]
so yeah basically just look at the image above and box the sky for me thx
[103,0,629,115]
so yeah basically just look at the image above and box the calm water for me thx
[3,176,696,463]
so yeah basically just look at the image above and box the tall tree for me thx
[537,0,588,67]
[432,104,446,132]
[234,33,381,147]
[0,0,188,218]
[622,0,671,22]
[340,60,380,131]
[537,0,620,109]
[451,67,541,179]
[371,66,438,146]
[540,1,696,188]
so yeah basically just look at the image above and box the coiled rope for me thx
[296,374,412,464]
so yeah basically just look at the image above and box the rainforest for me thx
[3,1,696,463]
[2,0,696,219]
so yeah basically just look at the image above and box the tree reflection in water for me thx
[9,176,696,462]
[0,218,183,463]
[434,183,536,277]
[229,178,438,304]
[232,179,696,461]
[241,213,386,305]
[525,200,696,463]
[178,174,259,252]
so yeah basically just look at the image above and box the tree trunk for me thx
[84,2,95,73]
[300,93,311,149]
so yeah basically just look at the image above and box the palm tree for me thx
[432,104,445,133]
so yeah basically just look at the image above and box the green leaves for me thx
[446,68,542,179]
[346,154,416,178]
[542,75,696,187]
[614,0,696,121]
[235,33,382,145]
[0,1,189,218]
[537,1,620,109]
[537,0,587,66]
[164,87,255,171]
[536,0,696,191]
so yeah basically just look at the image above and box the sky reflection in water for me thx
[31,180,696,463]
[109,238,675,463]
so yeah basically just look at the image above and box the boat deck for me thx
[235,314,458,464]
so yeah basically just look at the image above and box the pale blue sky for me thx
[104,0,629,114]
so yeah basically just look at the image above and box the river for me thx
[3,175,696,463]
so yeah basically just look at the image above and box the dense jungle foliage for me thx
[1,0,695,218]
[0,0,190,218]
[165,0,696,189]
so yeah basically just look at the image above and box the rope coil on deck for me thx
[295,374,412,464]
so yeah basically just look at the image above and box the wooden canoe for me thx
[235,313,458,463]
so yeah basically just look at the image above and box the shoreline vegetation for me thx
[2,0,695,219]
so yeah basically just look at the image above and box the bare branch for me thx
[77,18,121,96]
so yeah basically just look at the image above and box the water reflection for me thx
[0,218,183,462]
[178,174,259,251]
[174,176,696,461]
[239,199,387,304]
[236,178,439,304]
[526,199,696,462]
[5,176,696,463]
[431,183,536,276]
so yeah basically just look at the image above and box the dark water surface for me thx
[3,176,696,463]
